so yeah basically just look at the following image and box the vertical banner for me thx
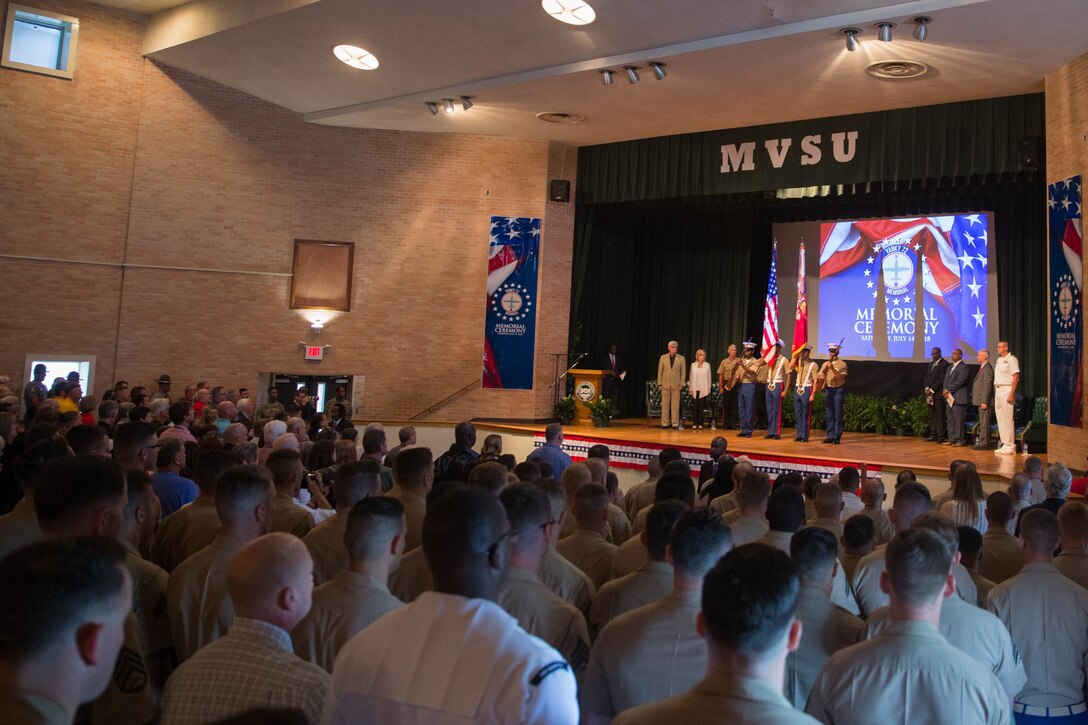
[1048,176,1083,428]
[483,216,541,389]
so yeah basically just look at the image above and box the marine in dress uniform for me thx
[303,511,350,586]
[731,342,762,437]
[588,559,673,639]
[764,340,790,439]
[817,342,847,444]
[149,495,219,572]
[166,534,243,662]
[557,529,618,589]
[792,346,818,442]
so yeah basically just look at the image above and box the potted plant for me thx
[587,397,619,427]
[554,395,576,425]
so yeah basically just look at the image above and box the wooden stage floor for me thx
[477,418,1042,481]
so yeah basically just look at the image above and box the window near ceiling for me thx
[2,4,80,80]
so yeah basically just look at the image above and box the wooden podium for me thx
[573,369,607,424]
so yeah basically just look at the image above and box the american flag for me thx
[792,240,808,360]
[761,241,779,364]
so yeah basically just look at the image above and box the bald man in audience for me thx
[258,420,286,465]
[112,420,159,473]
[727,469,771,546]
[863,513,1026,700]
[590,500,685,638]
[558,483,619,589]
[0,538,132,725]
[167,465,275,662]
[324,486,578,723]
[222,422,248,449]
[304,460,382,585]
[35,455,156,725]
[786,527,863,709]
[809,483,845,549]
[978,490,1025,584]
[150,449,235,572]
[497,483,591,685]
[388,446,433,551]
[852,481,934,617]
[1055,501,1088,588]
[988,509,1088,723]
[613,472,696,577]
[858,477,894,544]
[161,533,328,724]
[265,449,315,537]
[535,478,596,616]
[294,497,405,672]
[119,470,174,679]
[558,462,593,538]
[624,453,663,520]
[958,525,997,605]
[583,509,734,724]
[840,515,876,582]
[808,527,1010,724]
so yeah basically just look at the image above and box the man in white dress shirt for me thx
[993,340,1021,455]
[323,486,578,724]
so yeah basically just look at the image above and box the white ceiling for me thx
[99,0,1088,145]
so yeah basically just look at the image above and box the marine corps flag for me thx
[792,240,808,360]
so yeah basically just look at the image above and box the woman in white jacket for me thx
[689,349,712,429]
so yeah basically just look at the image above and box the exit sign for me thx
[304,346,324,361]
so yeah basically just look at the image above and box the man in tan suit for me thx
[657,341,686,428]
[293,497,405,671]
[304,460,383,585]
[265,449,315,538]
[558,484,618,588]
[167,465,274,662]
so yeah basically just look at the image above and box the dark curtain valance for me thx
[577,94,1044,205]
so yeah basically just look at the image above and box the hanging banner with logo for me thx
[1048,176,1083,428]
[483,216,541,389]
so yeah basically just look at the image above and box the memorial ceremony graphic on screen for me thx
[772,215,998,360]
[483,215,540,389]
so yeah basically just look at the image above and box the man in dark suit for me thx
[971,349,995,450]
[942,348,969,446]
[698,437,728,488]
[924,347,950,442]
[599,343,625,403]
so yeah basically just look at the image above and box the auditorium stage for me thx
[475,418,1040,483]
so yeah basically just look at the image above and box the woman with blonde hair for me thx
[480,433,503,461]
[689,348,712,429]
[940,462,987,532]
[334,438,357,464]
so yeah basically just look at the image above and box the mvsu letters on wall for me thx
[720,132,859,173]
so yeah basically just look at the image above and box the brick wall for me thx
[1045,52,1088,468]
[1,0,575,421]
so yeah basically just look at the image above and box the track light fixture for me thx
[425,102,438,116]
[841,27,860,52]
[442,98,456,114]
[600,69,613,86]
[625,66,640,84]
[876,22,895,42]
[912,16,931,41]
[460,96,473,111]
[649,61,667,80]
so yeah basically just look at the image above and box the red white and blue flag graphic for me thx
[817,215,991,358]
[483,216,540,389]
[761,241,780,364]
[1049,177,1083,428]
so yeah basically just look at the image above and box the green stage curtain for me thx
[571,175,1046,417]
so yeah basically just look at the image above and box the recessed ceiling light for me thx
[536,112,588,124]
[541,0,596,26]
[333,44,379,70]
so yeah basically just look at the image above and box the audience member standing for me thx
[303,460,382,585]
[150,450,234,572]
[161,533,329,724]
[558,484,619,589]
[323,487,578,723]
[527,423,574,480]
[151,438,198,517]
[1054,501,1088,588]
[978,491,1025,584]
[434,421,480,482]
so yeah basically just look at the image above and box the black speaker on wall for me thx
[549,179,571,203]
[1020,136,1044,171]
